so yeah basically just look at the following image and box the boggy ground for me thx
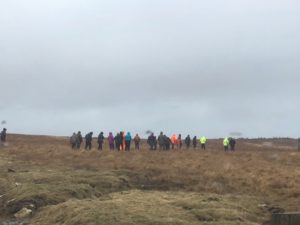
[0,134,299,225]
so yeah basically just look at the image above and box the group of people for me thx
[146,133,207,150]
[69,131,237,152]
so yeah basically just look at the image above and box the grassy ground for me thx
[0,134,299,224]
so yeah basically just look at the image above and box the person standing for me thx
[154,135,158,150]
[158,132,165,150]
[125,132,132,151]
[171,134,177,149]
[70,132,77,149]
[97,132,105,150]
[223,137,230,152]
[85,132,93,150]
[185,135,191,149]
[163,135,171,150]
[114,133,121,151]
[1,128,7,143]
[192,136,197,149]
[108,132,115,150]
[134,134,141,150]
[177,134,182,149]
[147,133,155,150]
[120,131,125,151]
[229,137,236,151]
[76,131,83,149]
[200,136,207,150]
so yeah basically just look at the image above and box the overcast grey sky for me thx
[1,0,300,137]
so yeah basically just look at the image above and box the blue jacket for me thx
[125,132,132,141]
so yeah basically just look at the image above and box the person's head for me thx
[78,131,81,134]
[3,128,6,131]
[109,132,112,135]
[90,132,93,135]
[160,132,163,135]
[73,132,76,135]
[127,132,130,135]
[100,132,103,135]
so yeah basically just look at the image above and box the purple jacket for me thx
[108,133,114,144]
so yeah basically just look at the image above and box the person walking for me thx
[223,137,230,152]
[185,135,191,149]
[200,136,207,150]
[97,132,105,150]
[108,132,115,150]
[76,131,83,149]
[134,134,141,150]
[85,132,93,150]
[125,132,132,151]
[192,136,197,149]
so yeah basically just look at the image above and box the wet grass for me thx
[0,134,299,224]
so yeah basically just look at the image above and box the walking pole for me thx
[298,138,300,152]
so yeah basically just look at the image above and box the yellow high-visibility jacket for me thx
[200,137,207,144]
